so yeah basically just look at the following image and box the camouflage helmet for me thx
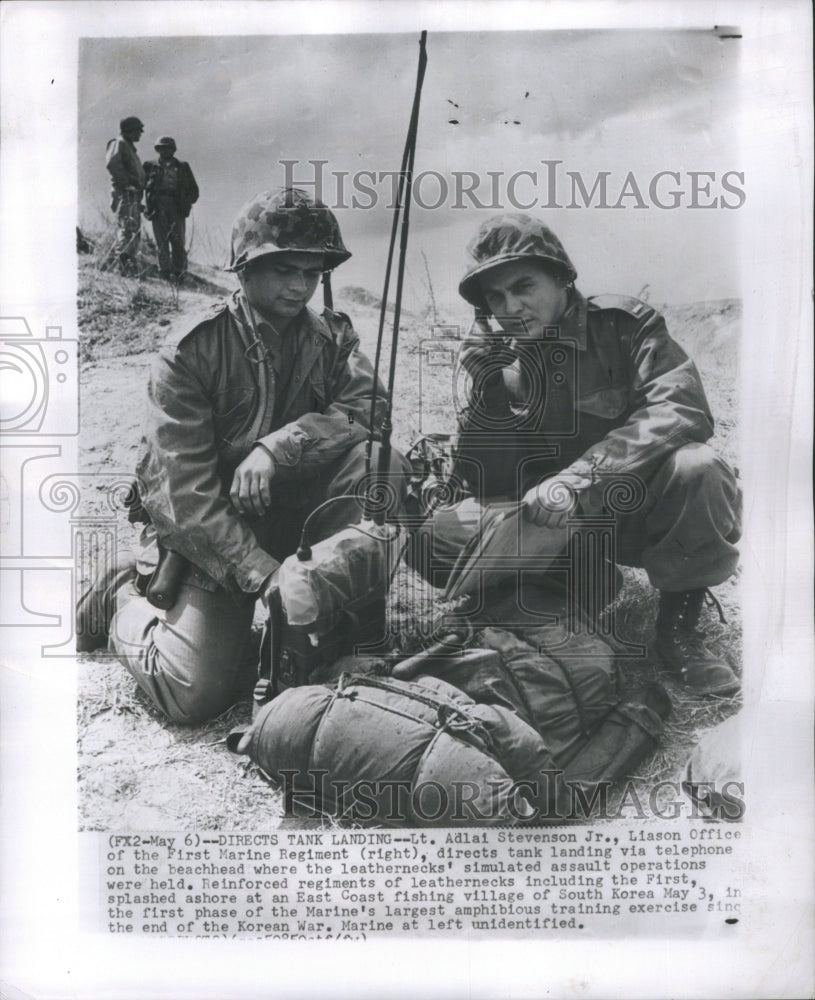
[227,187,351,272]
[458,213,577,307]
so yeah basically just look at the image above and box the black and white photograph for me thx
[1,2,812,998]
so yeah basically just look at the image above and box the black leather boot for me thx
[655,589,740,697]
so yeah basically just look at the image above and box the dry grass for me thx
[78,223,236,365]
[77,251,742,828]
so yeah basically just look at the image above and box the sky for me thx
[79,29,744,311]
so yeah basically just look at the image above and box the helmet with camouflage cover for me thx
[458,213,577,307]
[227,187,351,272]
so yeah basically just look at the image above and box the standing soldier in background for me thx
[105,116,146,276]
[144,136,200,282]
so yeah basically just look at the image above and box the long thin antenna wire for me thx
[364,31,428,521]
[365,135,411,472]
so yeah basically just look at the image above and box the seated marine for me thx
[78,188,410,722]
[413,212,741,698]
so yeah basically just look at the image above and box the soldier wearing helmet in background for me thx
[105,116,146,275]
[77,188,410,723]
[143,136,199,281]
[416,212,742,698]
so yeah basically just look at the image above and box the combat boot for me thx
[76,554,139,652]
[655,589,740,697]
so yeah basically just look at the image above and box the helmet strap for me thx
[322,271,334,312]
[236,271,286,347]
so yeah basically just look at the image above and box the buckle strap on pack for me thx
[334,671,493,751]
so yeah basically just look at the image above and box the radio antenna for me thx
[364,30,428,524]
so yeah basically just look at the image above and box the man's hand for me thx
[230,446,276,518]
[522,474,585,528]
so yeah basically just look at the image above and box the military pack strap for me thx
[333,672,495,753]
[236,296,276,444]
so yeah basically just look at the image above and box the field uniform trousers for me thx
[98,442,409,724]
[411,442,742,594]
[151,194,187,277]
[112,188,142,274]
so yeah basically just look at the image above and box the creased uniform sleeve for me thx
[457,320,518,414]
[566,307,714,486]
[105,139,131,189]
[136,337,279,594]
[182,162,200,209]
[255,316,386,478]
[451,322,525,498]
[105,138,144,191]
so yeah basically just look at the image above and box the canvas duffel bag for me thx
[231,672,559,826]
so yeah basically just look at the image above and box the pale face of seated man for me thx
[479,259,570,339]
[240,252,325,330]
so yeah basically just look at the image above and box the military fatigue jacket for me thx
[143,158,200,218]
[454,290,714,501]
[135,292,385,594]
[105,136,146,193]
